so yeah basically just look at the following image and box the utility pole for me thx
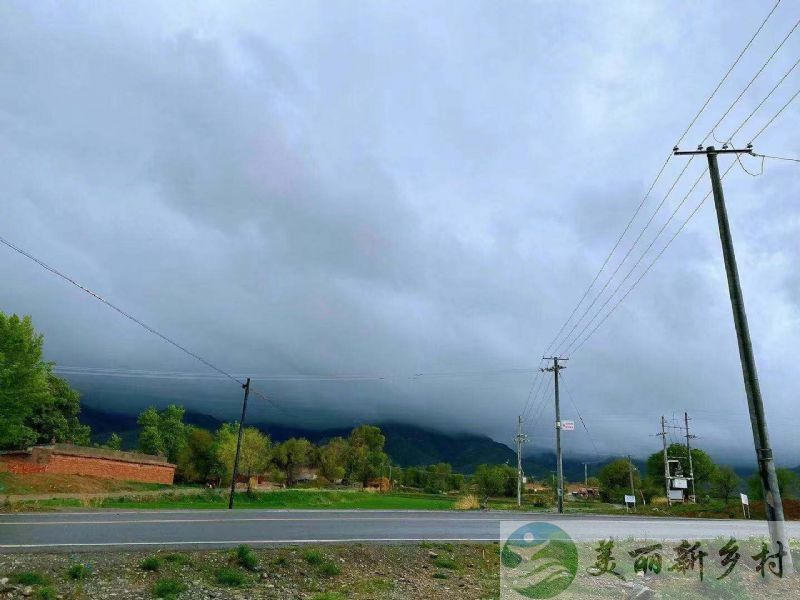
[627,455,636,497]
[658,416,670,506]
[515,416,527,507]
[675,145,792,572]
[542,357,567,514]
[228,377,251,510]
[684,412,696,503]
[583,462,588,487]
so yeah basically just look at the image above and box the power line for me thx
[0,234,295,416]
[53,365,540,382]
[570,159,738,355]
[540,0,783,359]
[752,152,800,162]
[553,159,697,355]
[563,166,709,355]
[705,17,800,144]
[748,85,800,142]
[559,371,601,458]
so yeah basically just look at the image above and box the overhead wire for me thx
[0,234,299,415]
[541,0,783,358]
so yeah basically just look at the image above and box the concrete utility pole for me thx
[542,357,567,513]
[684,412,697,503]
[627,455,636,497]
[583,462,588,487]
[658,416,670,506]
[515,416,527,507]
[228,377,251,510]
[675,145,792,572]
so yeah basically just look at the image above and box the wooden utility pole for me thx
[675,145,792,572]
[542,357,567,513]
[228,377,251,510]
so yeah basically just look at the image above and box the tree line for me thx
[596,443,800,504]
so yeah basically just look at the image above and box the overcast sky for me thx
[1,1,798,464]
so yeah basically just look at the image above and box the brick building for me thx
[0,444,176,485]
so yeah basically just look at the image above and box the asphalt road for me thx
[1,510,798,552]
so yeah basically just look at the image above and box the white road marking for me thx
[0,537,499,549]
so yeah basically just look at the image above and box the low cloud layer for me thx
[1,2,798,464]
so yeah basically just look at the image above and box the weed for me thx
[152,577,188,599]
[9,572,50,586]
[303,549,324,565]
[434,557,457,569]
[163,553,191,566]
[318,561,341,577]
[67,563,92,580]
[311,594,346,600]
[140,556,161,572]
[432,572,449,579]
[235,544,259,571]
[271,556,288,567]
[35,588,57,600]
[213,567,246,587]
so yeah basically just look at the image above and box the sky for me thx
[1,1,798,464]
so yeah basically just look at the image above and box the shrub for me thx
[235,544,258,571]
[303,549,324,565]
[140,557,161,572]
[432,572,449,579]
[271,556,287,567]
[434,557,457,570]
[152,577,187,599]
[67,563,92,580]
[454,494,479,510]
[35,588,57,600]
[650,496,669,507]
[163,553,191,566]
[318,561,341,577]
[10,572,49,586]
[213,567,246,587]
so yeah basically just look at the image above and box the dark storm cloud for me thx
[1,1,798,464]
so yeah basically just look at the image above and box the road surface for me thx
[1,510,797,552]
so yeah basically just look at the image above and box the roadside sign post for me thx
[624,494,636,513]
[741,493,750,519]
[561,420,575,431]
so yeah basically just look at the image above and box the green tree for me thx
[137,407,165,457]
[346,425,388,485]
[645,444,717,493]
[176,427,215,482]
[105,433,123,450]
[136,405,187,463]
[215,423,271,489]
[473,464,507,497]
[318,437,348,482]
[598,459,640,502]
[26,374,91,446]
[0,313,77,449]
[424,463,453,493]
[273,438,313,487]
[747,469,800,501]
[710,466,740,504]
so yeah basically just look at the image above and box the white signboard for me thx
[740,493,749,506]
[672,478,688,489]
[668,489,685,501]
[624,495,636,505]
[561,420,575,431]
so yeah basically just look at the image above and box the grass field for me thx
[3,488,458,512]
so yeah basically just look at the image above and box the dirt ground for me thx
[0,543,499,600]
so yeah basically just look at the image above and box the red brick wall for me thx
[47,454,175,484]
[0,452,174,484]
